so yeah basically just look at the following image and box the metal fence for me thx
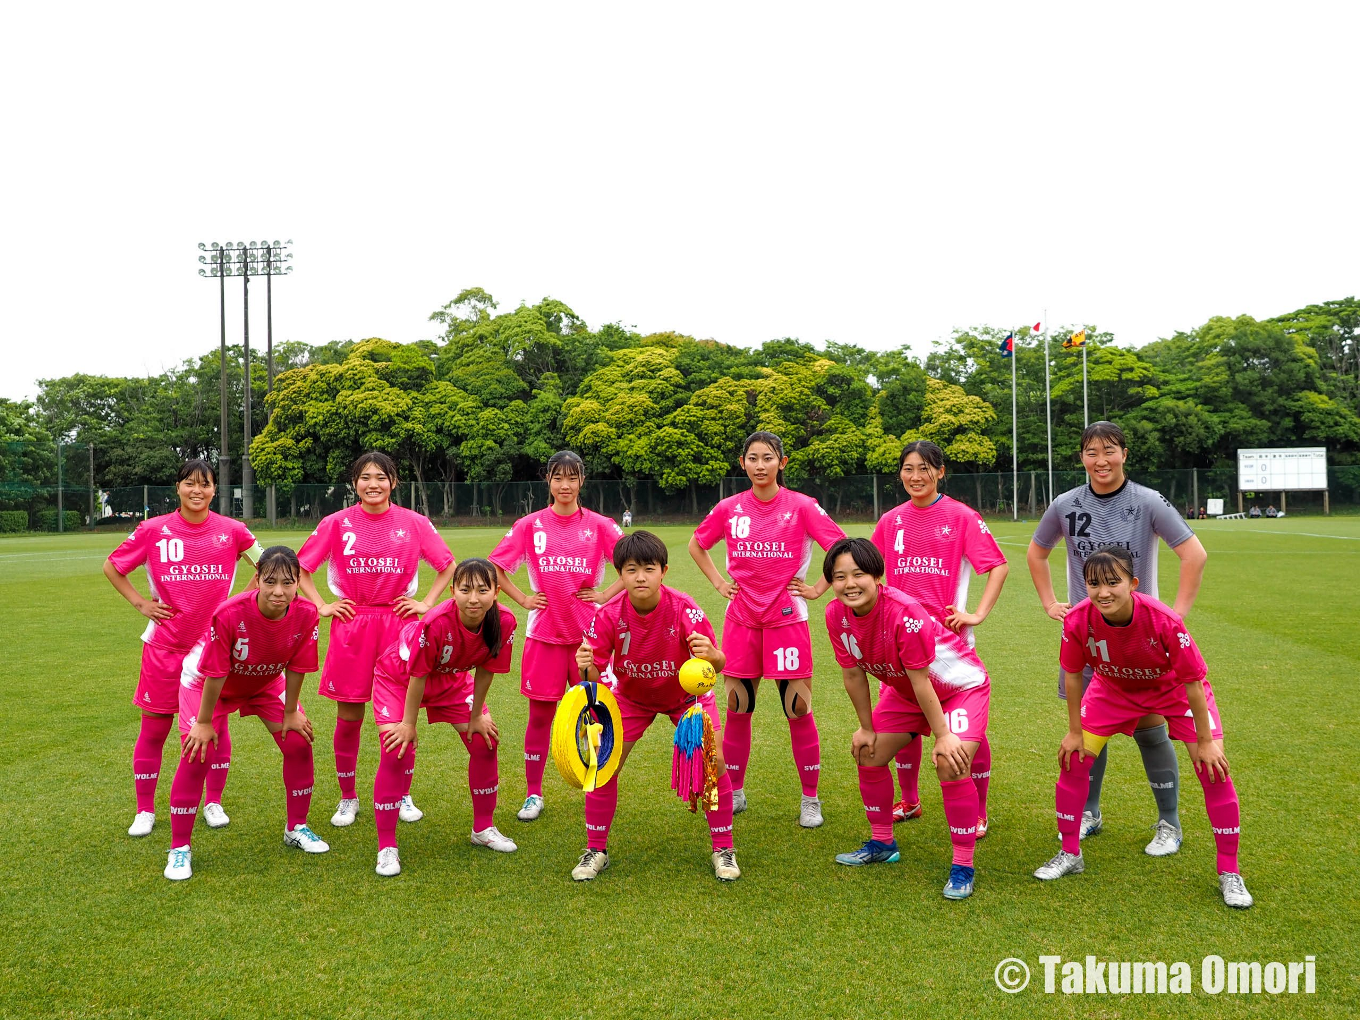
[5,465,1359,531]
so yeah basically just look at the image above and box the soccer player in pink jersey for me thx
[689,431,845,827]
[1033,547,1251,908]
[870,440,1008,833]
[490,451,624,823]
[823,538,989,900]
[370,558,519,876]
[104,459,262,838]
[163,546,329,880]
[570,531,738,882]
[297,452,456,829]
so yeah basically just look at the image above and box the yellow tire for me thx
[551,681,623,792]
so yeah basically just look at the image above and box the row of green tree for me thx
[4,289,1357,511]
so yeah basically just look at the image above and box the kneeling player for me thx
[571,531,739,883]
[1034,547,1252,908]
[165,546,328,880]
[371,558,517,877]
[823,538,988,900]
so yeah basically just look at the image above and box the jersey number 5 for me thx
[233,637,249,661]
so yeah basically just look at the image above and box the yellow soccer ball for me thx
[678,657,718,696]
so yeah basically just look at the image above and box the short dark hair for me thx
[351,451,399,488]
[822,537,885,583]
[898,440,945,473]
[1079,421,1127,454]
[256,545,300,585]
[176,459,216,487]
[613,530,668,571]
[1082,546,1136,587]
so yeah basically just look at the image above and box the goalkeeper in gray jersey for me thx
[1027,421,1208,858]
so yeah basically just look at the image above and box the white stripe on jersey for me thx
[927,637,987,692]
[179,639,207,687]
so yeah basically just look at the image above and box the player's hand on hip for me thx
[522,591,548,611]
[182,721,218,763]
[1058,730,1087,771]
[320,598,357,621]
[1045,601,1071,622]
[686,632,716,659]
[944,605,982,631]
[394,596,431,619]
[137,598,174,622]
[932,731,969,778]
[714,579,738,600]
[575,587,607,605]
[786,579,820,600]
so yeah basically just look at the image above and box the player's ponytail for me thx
[742,431,787,487]
[453,558,503,656]
[256,545,301,585]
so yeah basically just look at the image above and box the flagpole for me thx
[1044,308,1052,505]
[1011,331,1018,521]
[1082,341,1089,426]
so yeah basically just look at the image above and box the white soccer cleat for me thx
[1144,819,1183,857]
[470,826,518,853]
[283,825,330,853]
[398,795,423,823]
[517,794,544,821]
[571,848,609,881]
[1034,850,1085,881]
[375,847,401,877]
[799,795,824,828]
[1219,872,1253,909]
[712,848,741,881]
[128,811,156,837]
[330,798,359,827]
[203,802,230,829]
[164,845,192,881]
[1080,810,1102,840]
[731,788,748,814]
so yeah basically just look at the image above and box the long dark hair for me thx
[350,450,399,488]
[453,558,503,656]
[742,431,786,487]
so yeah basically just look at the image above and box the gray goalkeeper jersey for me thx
[1032,479,1194,603]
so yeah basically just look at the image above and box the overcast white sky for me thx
[3,2,1356,401]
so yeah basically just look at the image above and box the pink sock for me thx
[206,716,231,804]
[895,738,922,805]
[1197,767,1241,874]
[1056,753,1096,855]
[858,764,895,842]
[168,744,207,847]
[524,699,556,798]
[940,777,980,867]
[788,712,821,797]
[273,730,315,831]
[584,776,618,850]
[133,713,174,813]
[460,730,500,832]
[971,735,992,819]
[373,744,414,851]
[707,771,735,849]
[722,711,753,791]
[333,718,363,799]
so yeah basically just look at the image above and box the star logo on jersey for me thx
[667,625,677,638]
[1124,506,1143,521]
[391,528,408,541]
[580,529,593,541]
[937,524,953,539]
[161,525,174,536]
[216,532,231,546]
[782,511,793,522]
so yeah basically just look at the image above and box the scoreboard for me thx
[1236,448,1328,491]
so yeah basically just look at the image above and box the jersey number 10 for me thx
[156,538,185,563]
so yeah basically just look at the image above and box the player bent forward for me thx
[1034,547,1252,909]
[572,531,739,883]
[824,538,990,900]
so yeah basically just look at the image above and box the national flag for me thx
[1063,329,1087,349]
[998,333,1014,357]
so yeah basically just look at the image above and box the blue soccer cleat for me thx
[943,864,975,899]
[834,838,900,866]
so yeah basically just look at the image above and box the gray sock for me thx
[1134,724,1181,830]
[1083,744,1109,818]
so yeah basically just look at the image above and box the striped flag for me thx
[999,333,1015,357]
[1063,329,1087,349]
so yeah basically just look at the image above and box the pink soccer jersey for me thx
[184,591,320,699]
[826,586,988,703]
[693,487,845,627]
[586,587,719,713]
[108,511,259,650]
[489,506,622,644]
[375,600,518,682]
[871,496,1006,623]
[1060,592,1208,693]
[297,505,453,606]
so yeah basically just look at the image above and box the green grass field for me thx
[1,518,1357,1018]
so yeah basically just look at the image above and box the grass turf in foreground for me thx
[0,519,1356,1018]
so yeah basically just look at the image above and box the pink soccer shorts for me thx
[520,638,580,702]
[616,689,722,743]
[1080,676,1225,743]
[871,682,990,743]
[720,618,814,681]
[371,669,490,729]
[177,674,301,734]
[318,606,402,703]
[134,644,191,714]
